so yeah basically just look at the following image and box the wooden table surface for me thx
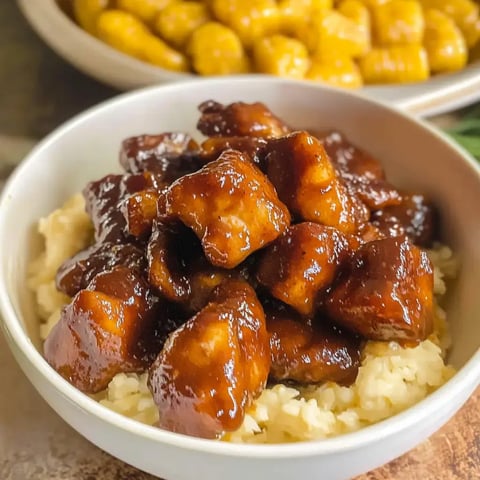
[1,2,479,479]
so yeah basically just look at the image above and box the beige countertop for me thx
[0,2,479,479]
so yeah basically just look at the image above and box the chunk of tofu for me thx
[265,131,368,234]
[148,280,270,438]
[326,236,434,342]
[162,150,290,268]
[257,223,353,315]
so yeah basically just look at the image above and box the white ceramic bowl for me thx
[1,78,480,480]
[18,0,480,117]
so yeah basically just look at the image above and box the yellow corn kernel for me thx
[355,0,390,8]
[73,0,109,35]
[306,55,363,88]
[300,10,370,57]
[116,0,178,23]
[419,0,479,47]
[253,35,310,78]
[97,9,149,57]
[154,2,210,48]
[338,0,370,28]
[372,0,424,45]
[188,22,250,75]
[211,0,280,48]
[359,44,430,83]
[423,9,467,72]
[278,0,332,34]
[96,10,189,71]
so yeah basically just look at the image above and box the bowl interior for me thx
[2,79,480,370]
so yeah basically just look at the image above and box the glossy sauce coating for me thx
[257,222,353,316]
[45,266,167,393]
[265,131,369,234]
[371,193,436,247]
[45,100,440,438]
[321,131,402,210]
[326,236,434,342]
[162,149,291,268]
[197,101,291,138]
[148,280,270,439]
[266,303,361,385]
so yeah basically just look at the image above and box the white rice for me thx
[28,195,457,443]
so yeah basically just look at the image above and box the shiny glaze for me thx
[197,101,291,138]
[45,266,171,393]
[45,100,440,438]
[266,302,361,385]
[257,222,353,316]
[321,131,402,210]
[371,193,437,247]
[326,236,434,342]
[148,280,270,439]
[265,131,369,234]
[162,149,291,268]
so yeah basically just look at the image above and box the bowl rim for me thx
[1,77,480,458]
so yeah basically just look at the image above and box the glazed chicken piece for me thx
[197,101,291,139]
[119,132,203,182]
[56,242,146,297]
[122,189,161,238]
[161,149,290,268]
[147,222,201,303]
[200,136,268,168]
[326,236,434,342]
[321,131,402,210]
[257,223,353,316]
[370,193,437,247]
[148,280,270,439]
[45,266,172,393]
[84,172,160,243]
[266,302,361,385]
[265,131,369,234]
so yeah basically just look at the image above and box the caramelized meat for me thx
[371,193,437,247]
[120,132,203,182]
[257,223,353,316]
[162,149,290,268]
[265,131,369,234]
[56,242,146,297]
[326,236,434,342]
[84,172,159,243]
[45,266,168,393]
[122,189,160,238]
[321,131,402,210]
[201,136,268,167]
[266,303,360,385]
[147,222,201,303]
[148,280,270,439]
[197,101,290,139]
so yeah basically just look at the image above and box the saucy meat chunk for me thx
[326,236,434,342]
[257,223,353,316]
[122,189,161,238]
[120,132,203,182]
[266,303,360,385]
[148,280,270,439]
[162,149,290,268]
[56,242,146,297]
[45,266,166,393]
[201,136,268,167]
[371,193,436,247]
[321,131,402,210]
[265,131,369,234]
[197,101,290,138]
